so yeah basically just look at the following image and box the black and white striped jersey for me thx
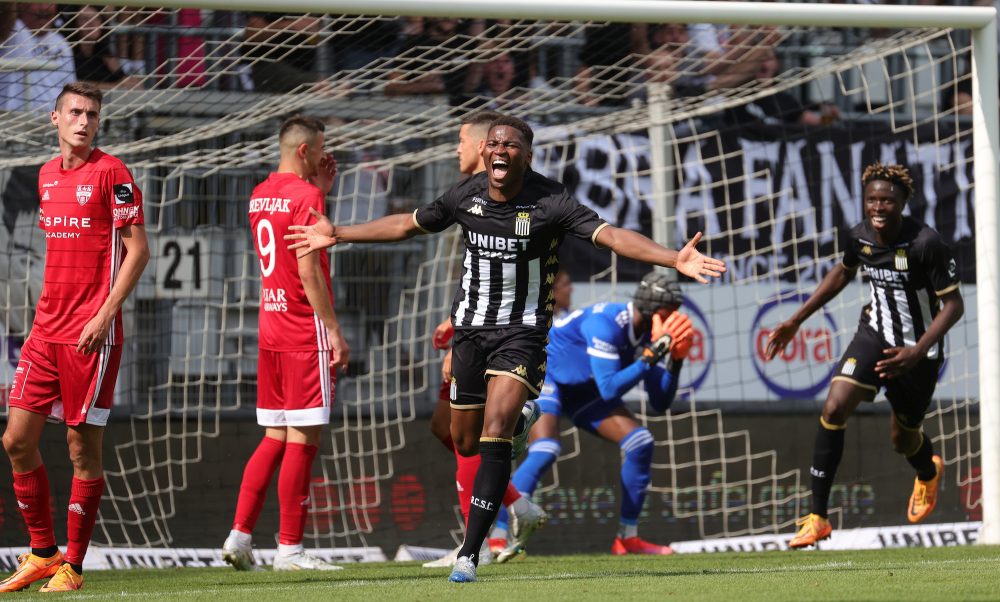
[841,216,960,360]
[414,170,607,329]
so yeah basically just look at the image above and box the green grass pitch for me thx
[14,546,1000,601]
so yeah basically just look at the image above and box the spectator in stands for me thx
[944,78,973,117]
[724,47,841,127]
[64,6,142,89]
[574,22,650,107]
[0,3,74,111]
[384,17,485,105]
[328,16,401,73]
[674,22,783,93]
[243,12,322,93]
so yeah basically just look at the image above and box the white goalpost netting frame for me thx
[0,0,996,550]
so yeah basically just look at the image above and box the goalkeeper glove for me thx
[641,313,673,365]
[664,312,694,360]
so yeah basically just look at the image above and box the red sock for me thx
[277,442,318,545]
[502,482,522,507]
[454,446,480,527]
[232,436,284,533]
[12,466,55,549]
[64,477,104,566]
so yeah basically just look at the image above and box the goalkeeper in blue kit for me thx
[492,272,693,561]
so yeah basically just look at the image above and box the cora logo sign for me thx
[677,298,712,398]
[750,291,840,399]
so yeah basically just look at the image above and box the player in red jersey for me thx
[222,115,349,572]
[0,82,149,593]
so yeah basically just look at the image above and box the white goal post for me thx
[41,0,1000,546]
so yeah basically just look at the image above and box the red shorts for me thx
[256,349,335,427]
[9,337,122,427]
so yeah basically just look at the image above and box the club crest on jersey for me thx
[467,204,484,216]
[861,244,872,256]
[515,212,531,236]
[894,249,908,271]
[76,185,94,206]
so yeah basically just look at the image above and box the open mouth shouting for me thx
[491,158,509,180]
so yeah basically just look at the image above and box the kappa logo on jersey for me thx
[76,185,94,206]
[467,204,484,216]
[894,249,909,271]
[861,244,873,256]
[515,211,531,236]
[512,365,528,378]
[113,183,134,205]
[841,358,857,376]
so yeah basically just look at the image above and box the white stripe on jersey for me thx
[894,288,915,347]
[494,261,517,325]
[870,284,897,346]
[106,229,123,345]
[522,257,541,326]
[471,256,491,326]
[916,289,938,359]
[454,251,543,327]
[587,347,619,360]
[454,250,474,323]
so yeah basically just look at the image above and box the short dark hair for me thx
[488,115,533,147]
[461,110,504,130]
[55,82,103,110]
[862,162,914,202]
[278,115,326,144]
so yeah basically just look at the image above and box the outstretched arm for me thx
[594,226,726,284]
[286,208,423,256]
[765,262,856,361]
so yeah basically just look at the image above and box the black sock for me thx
[69,563,83,575]
[32,545,58,559]
[809,420,845,518]
[458,439,511,566]
[905,433,937,481]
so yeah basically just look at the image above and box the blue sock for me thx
[619,427,654,523]
[496,438,560,532]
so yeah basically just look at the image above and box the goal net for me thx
[0,3,992,551]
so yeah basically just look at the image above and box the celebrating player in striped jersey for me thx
[287,115,725,582]
[424,111,548,569]
[0,82,149,593]
[222,115,349,572]
[765,162,964,548]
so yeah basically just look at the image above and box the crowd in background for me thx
[1,3,987,118]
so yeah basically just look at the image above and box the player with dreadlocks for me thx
[765,162,964,548]
[489,271,694,561]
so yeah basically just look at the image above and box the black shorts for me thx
[449,326,548,409]
[831,324,942,428]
